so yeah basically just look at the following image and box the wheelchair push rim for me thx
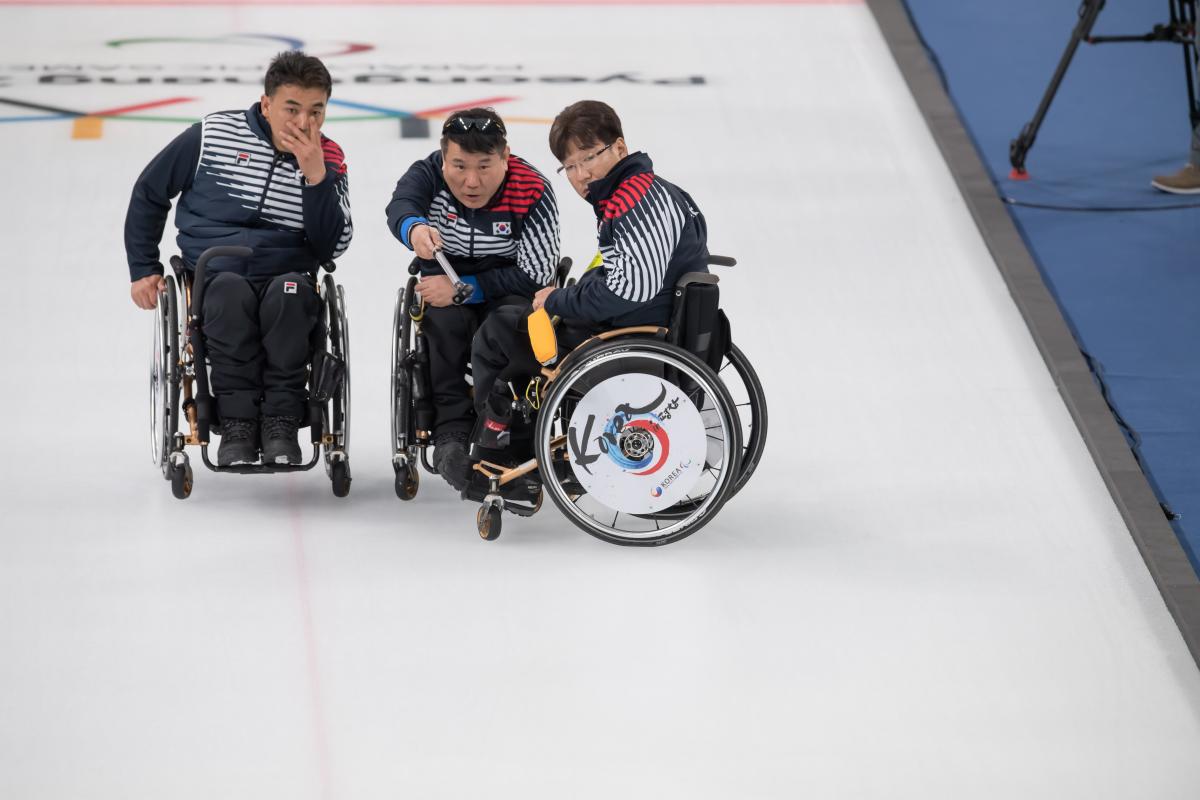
[534,339,742,546]
[149,275,179,475]
[321,274,351,473]
[390,277,418,465]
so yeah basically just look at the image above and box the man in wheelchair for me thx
[465,100,710,489]
[385,108,560,490]
[125,51,353,467]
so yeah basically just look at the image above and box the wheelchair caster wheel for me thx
[170,462,193,500]
[330,459,351,498]
[477,504,502,541]
[394,463,419,501]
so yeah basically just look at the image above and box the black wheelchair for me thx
[390,255,767,546]
[150,246,352,499]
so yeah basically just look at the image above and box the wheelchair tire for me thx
[150,276,180,476]
[170,461,193,500]
[534,339,742,546]
[725,344,767,494]
[477,504,502,540]
[330,459,351,498]
[394,461,419,501]
[391,278,418,479]
[321,274,351,466]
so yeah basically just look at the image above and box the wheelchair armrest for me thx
[707,255,737,267]
[676,272,719,290]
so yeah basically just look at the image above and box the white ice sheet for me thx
[1,4,1199,799]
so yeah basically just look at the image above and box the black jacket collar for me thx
[247,102,295,161]
[585,151,654,209]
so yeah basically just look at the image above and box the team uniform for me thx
[125,102,353,423]
[471,151,708,415]
[385,152,560,441]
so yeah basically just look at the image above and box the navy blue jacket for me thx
[545,152,708,328]
[125,102,353,280]
[385,151,560,301]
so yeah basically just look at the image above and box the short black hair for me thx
[264,51,333,98]
[549,100,624,162]
[440,107,508,156]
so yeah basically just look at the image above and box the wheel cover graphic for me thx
[566,372,706,514]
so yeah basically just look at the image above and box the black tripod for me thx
[1009,0,1199,178]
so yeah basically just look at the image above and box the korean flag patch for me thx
[493,221,512,236]
[284,281,298,294]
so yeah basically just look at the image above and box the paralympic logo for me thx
[105,33,374,58]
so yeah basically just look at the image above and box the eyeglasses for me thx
[556,142,614,176]
[442,115,507,136]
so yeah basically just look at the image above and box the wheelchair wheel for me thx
[477,504,502,540]
[647,344,767,520]
[722,344,767,494]
[321,274,351,480]
[330,458,351,498]
[394,461,419,500]
[170,460,193,499]
[391,277,421,491]
[150,275,180,477]
[534,339,742,546]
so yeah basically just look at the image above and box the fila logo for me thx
[446,212,458,223]
[284,281,298,294]
[235,152,251,166]
[493,221,512,236]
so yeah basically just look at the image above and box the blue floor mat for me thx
[903,0,1200,566]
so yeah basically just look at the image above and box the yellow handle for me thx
[527,307,558,366]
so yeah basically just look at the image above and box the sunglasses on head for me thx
[443,115,507,136]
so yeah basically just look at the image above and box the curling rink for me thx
[2,1,1200,797]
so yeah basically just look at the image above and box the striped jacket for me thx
[385,152,560,301]
[125,102,353,280]
[545,152,709,328]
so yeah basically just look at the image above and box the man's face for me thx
[442,141,510,209]
[260,84,329,151]
[559,137,626,199]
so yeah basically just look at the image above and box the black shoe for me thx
[217,417,259,466]
[261,415,303,465]
[476,391,513,450]
[432,432,471,491]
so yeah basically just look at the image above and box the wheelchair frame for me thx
[150,245,352,498]
[389,255,767,546]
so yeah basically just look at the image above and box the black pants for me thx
[422,296,527,439]
[203,272,320,420]
[470,304,598,417]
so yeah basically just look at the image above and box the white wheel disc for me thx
[566,372,708,514]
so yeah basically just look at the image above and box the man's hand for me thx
[410,224,443,260]
[416,275,456,308]
[532,286,556,311]
[131,274,166,310]
[279,119,326,186]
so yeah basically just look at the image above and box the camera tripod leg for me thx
[1174,0,1200,130]
[1009,0,1107,178]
